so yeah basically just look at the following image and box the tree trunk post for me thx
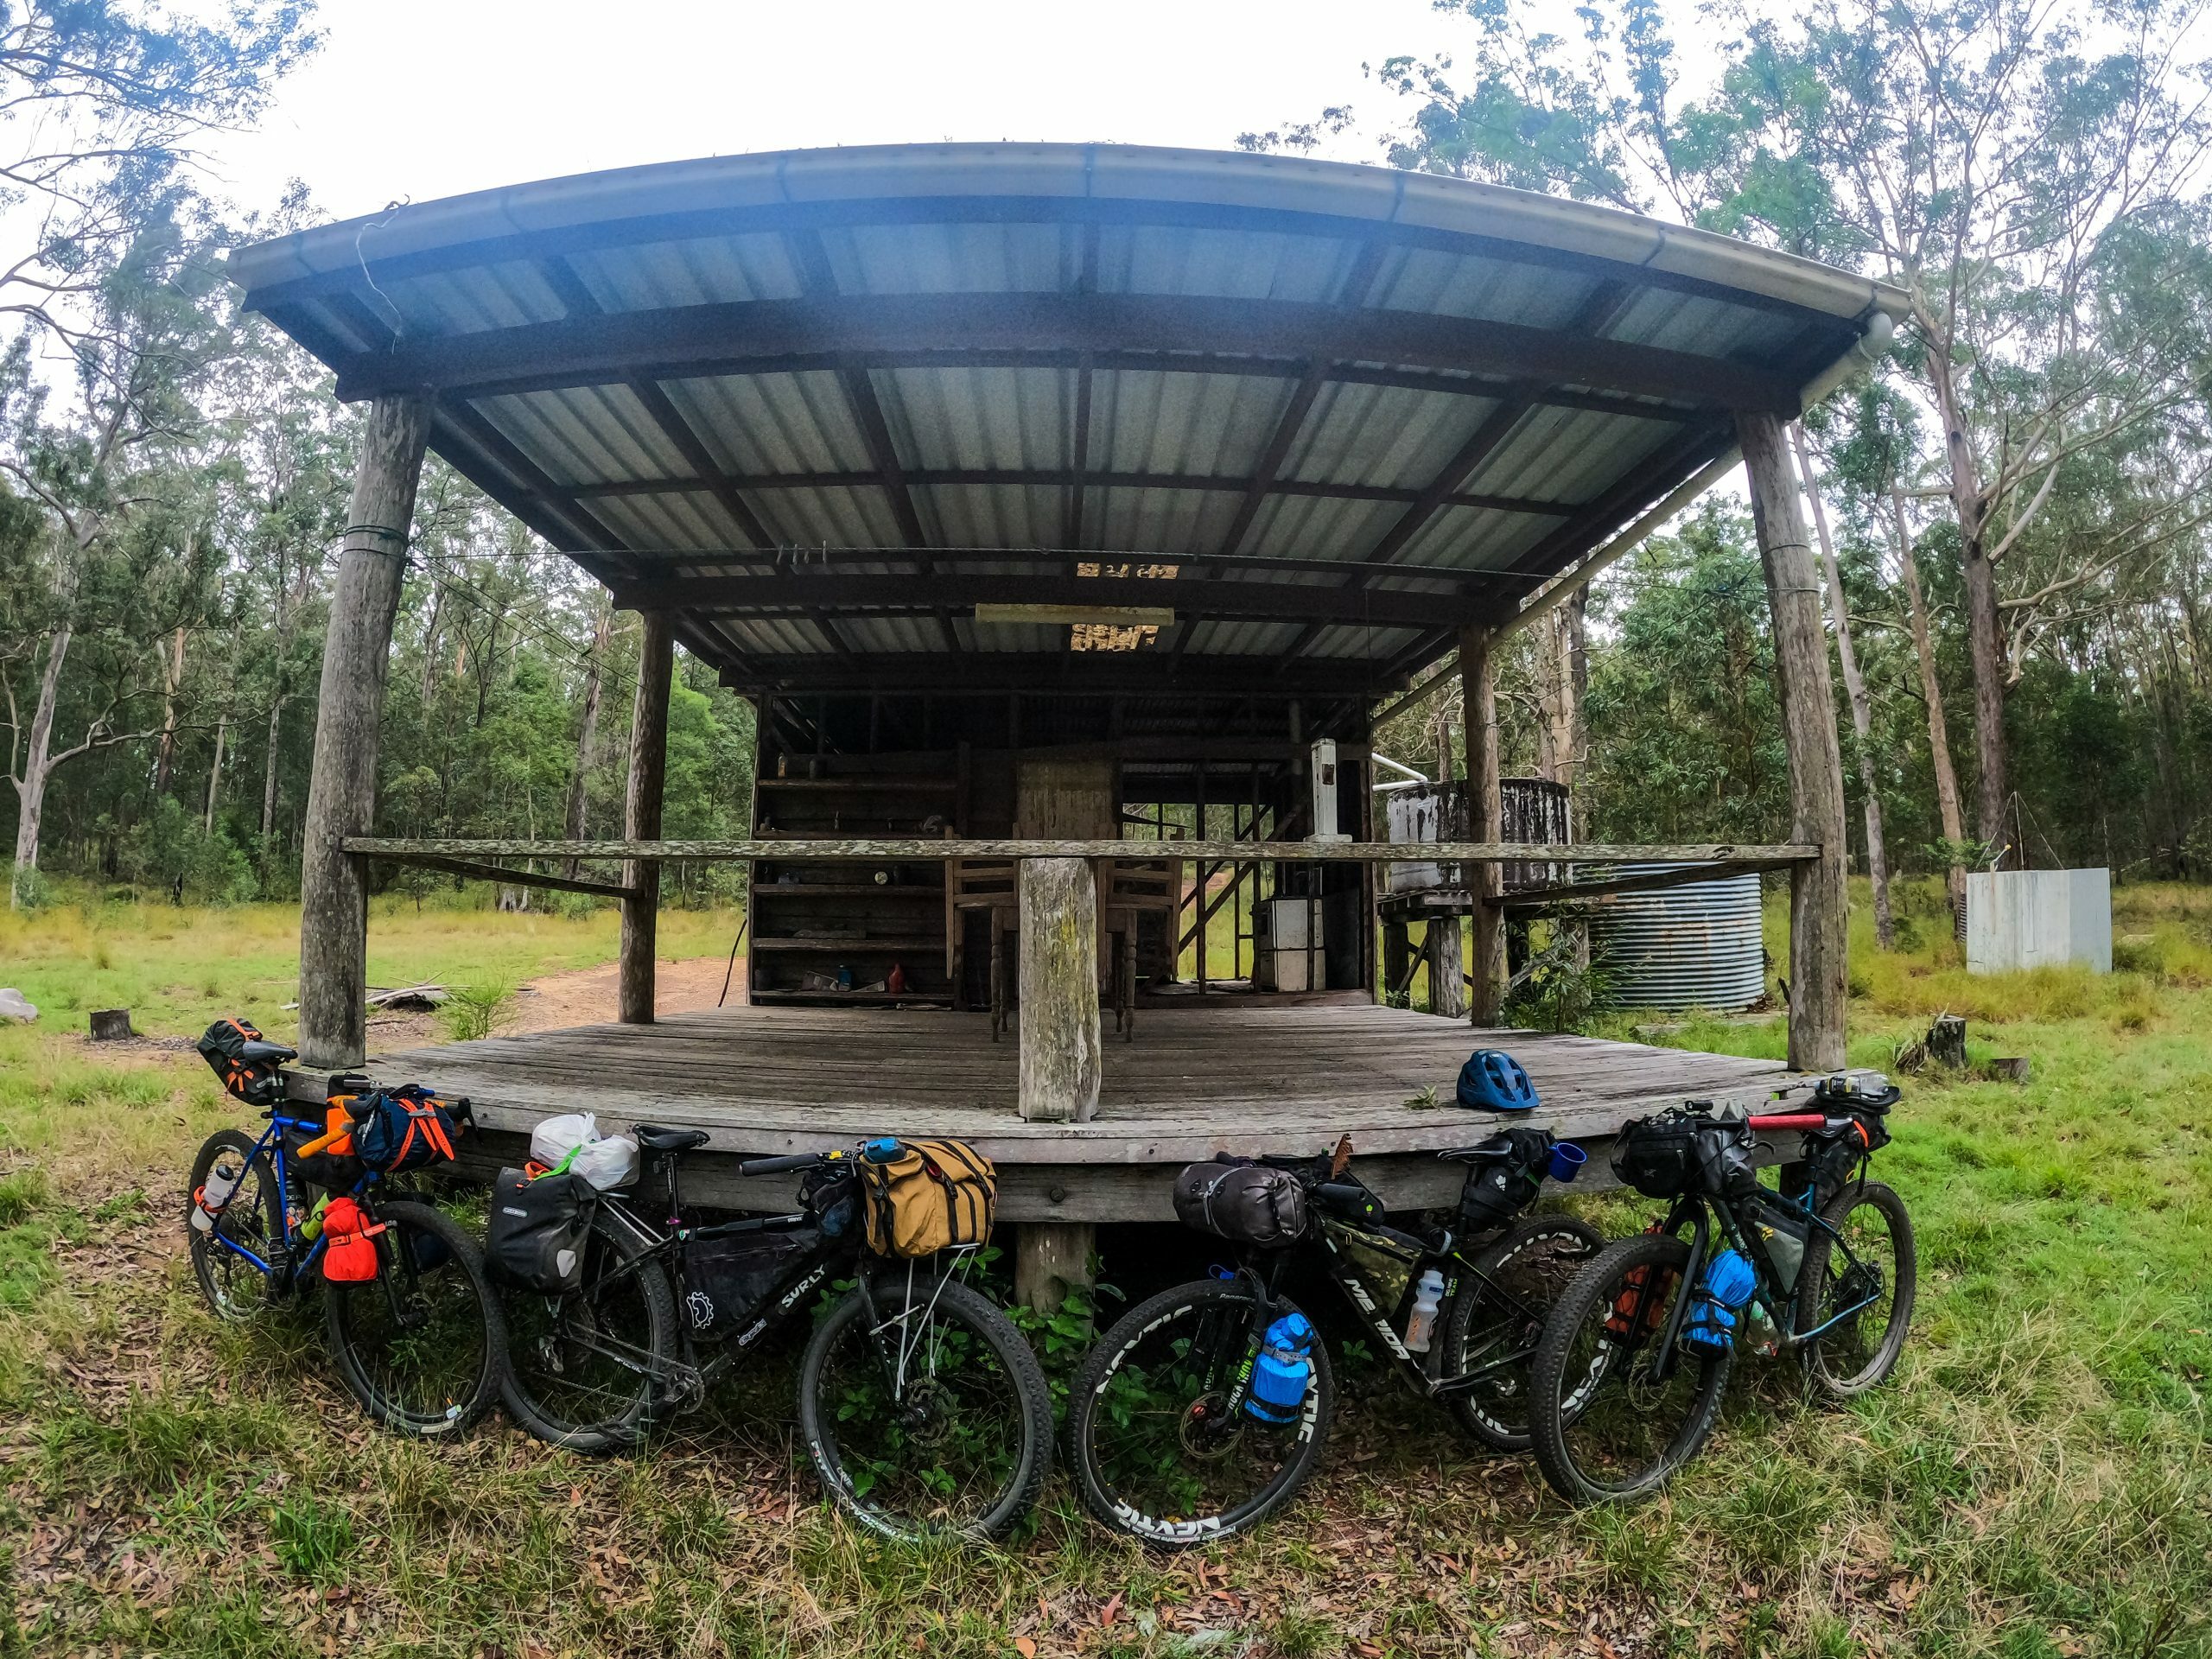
[1427,916,1467,1019]
[1457,623,1504,1026]
[620,610,673,1025]
[1014,1220,1095,1316]
[1017,855,1102,1122]
[1738,411,1849,1073]
[296,394,431,1069]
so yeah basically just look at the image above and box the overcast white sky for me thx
[205,0,1467,225]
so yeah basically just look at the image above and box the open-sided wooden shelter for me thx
[230,144,1900,1301]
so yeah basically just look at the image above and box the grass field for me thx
[1,880,2208,1657]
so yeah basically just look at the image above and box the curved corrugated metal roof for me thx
[229,143,1903,700]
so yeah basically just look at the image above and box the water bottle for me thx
[1403,1268,1446,1354]
[1244,1313,1316,1424]
[861,1136,901,1164]
[191,1157,244,1234]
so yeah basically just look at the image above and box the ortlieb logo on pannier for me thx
[858,1139,995,1258]
[352,1085,461,1174]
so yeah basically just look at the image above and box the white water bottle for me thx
[1404,1268,1446,1354]
[192,1158,242,1234]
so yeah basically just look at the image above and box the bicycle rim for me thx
[1804,1182,1915,1395]
[326,1204,499,1433]
[1446,1219,1600,1450]
[803,1274,1045,1540]
[505,1225,672,1445]
[188,1134,278,1320]
[1072,1281,1331,1545]
[1539,1236,1728,1501]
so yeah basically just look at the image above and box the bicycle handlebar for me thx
[1745,1112,1827,1132]
[737,1151,825,1178]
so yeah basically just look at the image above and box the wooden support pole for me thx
[620,610,673,1025]
[1017,855,1101,1123]
[1014,1221,1096,1315]
[1427,916,1467,1019]
[1382,918,1412,1007]
[296,394,431,1070]
[1458,623,1505,1026]
[1738,411,1848,1071]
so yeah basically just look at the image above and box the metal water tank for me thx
[1592,869,1767,1012]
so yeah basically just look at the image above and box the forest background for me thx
[4,0,2212,941]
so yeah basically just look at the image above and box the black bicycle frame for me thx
[1211,1212,1567,1419]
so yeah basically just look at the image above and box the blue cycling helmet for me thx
[1456,1049,1540,1112]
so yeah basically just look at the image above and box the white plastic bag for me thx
[530,1111,598,1167]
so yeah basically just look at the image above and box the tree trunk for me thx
[259,690,283,838]
[10,624,70,905]
[1794,423,1892,950]
[153,625,187,797]
[620,610,672,1025]
[1930,356,2011,861]
[296,395,432,1069]
[1891,486,1969,936]
[563,596,609,881]
[203,712,226,835]
[1458,623,1503,1025]
[1739,412,1848,1073]
[1535,590,1586,816]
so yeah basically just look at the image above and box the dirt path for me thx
[363,953,745,1051]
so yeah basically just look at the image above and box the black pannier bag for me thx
[196,1017,285,1106]
[1611,1113,1706,1200]
[1454,1126,1553,1234]
[682,1226,820,1339]
[1172,1160,1309,1249]
[486,1167,598,1294]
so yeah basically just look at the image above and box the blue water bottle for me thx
[861,1137,900,1163]
[1244,1313,1317,1423]
[1683,1249,1758,1351]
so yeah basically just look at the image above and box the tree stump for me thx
[88,1008,132,1042]
[1927,1014,1968,1070]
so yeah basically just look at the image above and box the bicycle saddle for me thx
[633,1123,711,1154]
[239,1038,297,1065]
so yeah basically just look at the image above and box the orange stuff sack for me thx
[321,1195,384,1283]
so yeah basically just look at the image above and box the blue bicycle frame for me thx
[203,1109,339,1281]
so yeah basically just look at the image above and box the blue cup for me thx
[1548,1141,1588,1183]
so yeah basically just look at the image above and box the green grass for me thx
[1,880,2207,1656]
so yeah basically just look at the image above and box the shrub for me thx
[439,981,517,1042]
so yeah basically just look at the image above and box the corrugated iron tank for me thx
[1592,869,1767,1013]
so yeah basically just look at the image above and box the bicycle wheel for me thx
[1529,1232,1731,1504]
[1797,1179,1916,1399]
[1066,1277,1334,1546]
[324,1199,506,1436]
[187,1130,283,1320]
[798,1269,1052,1541]
[1440,1215,1604,1452]
[500,1211,677,1452]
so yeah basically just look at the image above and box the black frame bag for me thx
[486,1167,597,1294]
[682,1226,820,1340]
[1172,1160,1309,1249]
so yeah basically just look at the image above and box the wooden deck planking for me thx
[311,1004,1838,1221]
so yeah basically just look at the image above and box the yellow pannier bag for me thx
[860,1139,996,1258]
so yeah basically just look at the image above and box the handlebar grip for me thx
[1745,1112,1827,1132]
[737,1152,823,1178]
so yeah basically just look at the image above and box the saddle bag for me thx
[196,1017,284,1106]
[485,1167,597,1294]
[1453,1126,1554,1234]
[682,1226,820,1340]
[353,1085,462,1175]
[858,1139,995,1258]
[1172,1160,1309,1249]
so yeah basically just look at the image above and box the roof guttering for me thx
[226,143,1910,334]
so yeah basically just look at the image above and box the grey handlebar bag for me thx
[1172,1160,1309,1249]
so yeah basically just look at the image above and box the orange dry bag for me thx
[320,1195,384,1282]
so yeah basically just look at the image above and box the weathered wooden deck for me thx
[315,1004,1835,1221]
